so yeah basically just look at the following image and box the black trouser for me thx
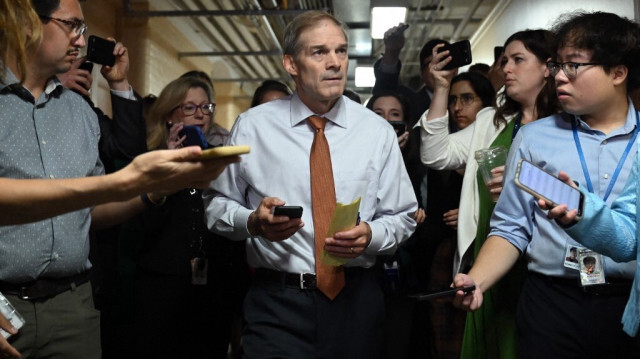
[517,273,639,359]
[133,270,234,359]
[243,268,384,359]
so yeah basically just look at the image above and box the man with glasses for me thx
[453,11,639,358]
[0,0,235,358]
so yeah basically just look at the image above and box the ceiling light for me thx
[355,66,375,88]
[370,0,408,39]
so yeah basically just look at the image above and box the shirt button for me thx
[604,173,610,179]
[52,253,59,261]
[41,140,46,145]
[602,140,608,145]
[49,174,55,179]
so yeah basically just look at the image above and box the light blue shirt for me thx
[203,93,418,273]
[0,70,103,283]
[489,104,638,279]
[565,146,640,336]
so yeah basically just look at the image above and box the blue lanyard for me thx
[511,113,522,141]
[572,110,640,202]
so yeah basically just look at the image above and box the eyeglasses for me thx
[448,93,478,107]
[174,103,216,116]
[39,15,87,37]
[547,61,601,79]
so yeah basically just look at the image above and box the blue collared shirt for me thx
[203,93,417,273]
[565,146,640,336]
[489,104,638,279]
[0,70,103,283]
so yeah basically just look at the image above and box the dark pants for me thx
[134,270,234,359]
[517,273,639,359]
[243,268,385,359]
[7,281,101,359]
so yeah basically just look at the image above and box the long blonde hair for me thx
[0,0,43,83]
[146,77,214,150]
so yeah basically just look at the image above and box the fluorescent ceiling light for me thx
[371,7,407,39]
[355,66,375,88]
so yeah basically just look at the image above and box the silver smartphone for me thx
[0,292,25,339]
[514,159,584,220]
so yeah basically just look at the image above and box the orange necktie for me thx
[308,115,345,300]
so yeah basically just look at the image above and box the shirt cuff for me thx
[418,110,450,132]
[111,86,136,100]
[233,207,254,239]
[363,220,385,253]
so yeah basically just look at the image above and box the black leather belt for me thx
[255,267,368,290]
[533,273,632,296]
[0,271,91,300]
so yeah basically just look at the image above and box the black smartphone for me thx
[273,206,303,219]
[409,286,475,301]
[179,125,209,149]
[388,121,406,136]
[87,35,115,66]
[437,39,472,70]
[514,159,584,219]
[494,46,504,62]
[392,23,409,36]
[78,61,94,73]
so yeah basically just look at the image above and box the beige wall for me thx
[81,0,249,130]
[469,0,636,67]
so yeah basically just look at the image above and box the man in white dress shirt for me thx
[204,10,417,359]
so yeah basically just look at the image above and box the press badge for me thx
[577,248,605,286]
[563,244,583,271]
[190,257,208,285]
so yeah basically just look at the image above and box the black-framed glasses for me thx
[448,93,478,107]
[174,103,216,116]
[547,61,601,79]
[39,15,87,37]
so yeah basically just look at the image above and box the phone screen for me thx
[516,160,582,212]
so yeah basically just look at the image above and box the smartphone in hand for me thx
[514,159,584,219]
[388,121,407,136]
[409,286,475,301]
[78,61,94,73]
[437,40,472,70]
[273,206,303,219]
[179,125,209,149]
[87,35,115,66]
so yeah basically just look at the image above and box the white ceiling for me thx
[124,0,501,94]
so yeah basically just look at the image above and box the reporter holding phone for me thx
[130,76,243,359]
[453,12,640,358]
[542,167,640,340]
[418,29,559,358]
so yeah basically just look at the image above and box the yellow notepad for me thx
[321,197,361,266]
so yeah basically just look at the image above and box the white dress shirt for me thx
[203,93,417,273]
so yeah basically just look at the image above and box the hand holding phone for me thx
[409,286,475,301]
[388,121,407,136]
[78,61,94,73]
[437,40,472,70]
[273,206,303,219]
[87,35,116,66]
[179,125,209,149]
[514,159,584,219]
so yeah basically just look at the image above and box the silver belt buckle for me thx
[300,272,311,289]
